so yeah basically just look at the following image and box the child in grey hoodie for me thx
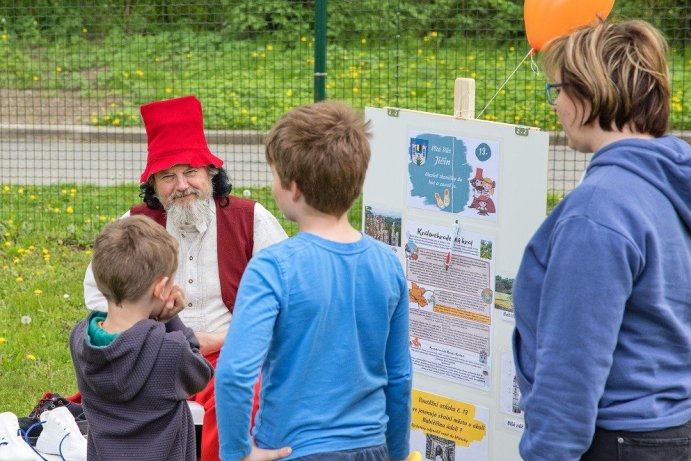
[70,215,213,461]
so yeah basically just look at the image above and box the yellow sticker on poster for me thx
[411,389,487,447]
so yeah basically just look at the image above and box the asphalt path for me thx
[1,125,688,193]
[0,141,274,188]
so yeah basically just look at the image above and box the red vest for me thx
[131,196,255,313]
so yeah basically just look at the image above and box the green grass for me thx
[0,183,553,416]
[0,184,365,416]
[1,30,689,130]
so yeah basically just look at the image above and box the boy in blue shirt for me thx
[215,100,412,461]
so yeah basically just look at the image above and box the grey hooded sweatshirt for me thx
[70,313,214,461]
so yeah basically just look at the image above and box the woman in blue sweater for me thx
[513,20,691,461]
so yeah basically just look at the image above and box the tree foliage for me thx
[1,0,687,44]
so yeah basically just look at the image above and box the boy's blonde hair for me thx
[92,215,178,306]
[540,20,670,137]
[265,100,372,216]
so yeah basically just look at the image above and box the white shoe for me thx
[0,412,43,461]
[35,407,87,461]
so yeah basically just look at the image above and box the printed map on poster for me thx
[407,132,500,220]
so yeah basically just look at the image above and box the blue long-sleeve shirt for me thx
[216,232,412,461]
[513,135,691,460]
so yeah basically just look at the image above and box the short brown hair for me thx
[540,20,670,137]
[265,100,372,216]
[92,215,178,306]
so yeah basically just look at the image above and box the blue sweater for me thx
[215,232,412,461]
[513,136,691,460]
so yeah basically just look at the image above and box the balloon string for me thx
[477,48,534,119]
[530,50,540,74]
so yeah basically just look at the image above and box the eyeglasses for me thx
[546,83,563,105]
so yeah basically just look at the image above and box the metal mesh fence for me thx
[0,1,689,237]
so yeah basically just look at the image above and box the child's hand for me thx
[157,284,187,323]
[241,444,292,461]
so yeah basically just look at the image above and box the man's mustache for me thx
[170,188,201,200]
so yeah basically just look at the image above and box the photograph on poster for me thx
[494,274,515,322]
[407,131,500,221]
[500,351,523,417]
[405,220,495,390]
[364,205,402,249]
[410,389,489,461]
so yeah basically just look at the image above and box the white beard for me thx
[163,188,214,230]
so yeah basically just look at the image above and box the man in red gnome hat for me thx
[83,95,288,461]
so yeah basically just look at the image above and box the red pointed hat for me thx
[139,96,223,182]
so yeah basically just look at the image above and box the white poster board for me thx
[363,107,548,461]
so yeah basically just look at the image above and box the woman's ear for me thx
[152,276,170,302]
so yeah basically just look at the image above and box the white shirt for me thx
[83,202,287,333]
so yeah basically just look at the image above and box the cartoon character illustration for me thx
[404,241,419,260]
[409,282,428,307]
[482,177,496,196]
[468,187,482,208]
[409,337,422,348]
[443,188,450,208]
[476,196,496,216]
[470,167,484,193]
[481,287,494,303]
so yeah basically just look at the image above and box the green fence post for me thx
[314,0,327,102]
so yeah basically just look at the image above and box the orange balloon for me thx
[524,0,615,51]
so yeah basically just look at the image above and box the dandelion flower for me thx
[15,276,23,282]
[33,289,43,295]
[135,70,144,77]
[21,315,31,324]
[165,88,173,94]
[3,185,9,192]
[63,293,70,299]
[0,337,6,344]
[266,44,273,51]
[33,76,40,81]
[361,38,367,45]
[26,354,36,361]
[243,190,251,197]
[56,66,63,72]
[301,36,307,43]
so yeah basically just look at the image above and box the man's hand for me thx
[194,330,227,355]
[241,444,292,461]
[157,284,187,323]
